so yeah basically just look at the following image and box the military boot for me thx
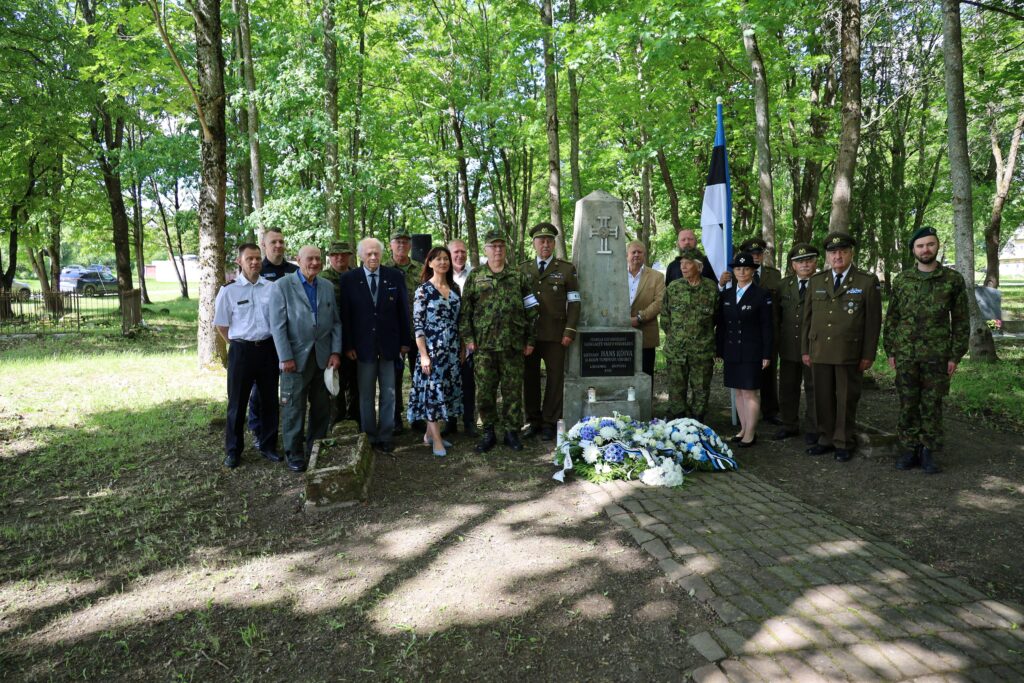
[504,431,524,451]
[920,447,942,474]
[476,427,497,453]
[895,445,921,470]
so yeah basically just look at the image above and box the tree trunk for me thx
[346,0,366,251]
[942,0,997,361]
[983,109,1024,288]
[743,28,776,262]
[323,0,341,238]
[828,0,861,235]
[639,156,653,257]
[127,126,152,304]
[235,0,265,248]
[151,177,189,298]
[230,10,254,238]
[656,149,682,235]
[567,0,582,204]
[541,0,566,257]
[90,112,135,298]
[44,155,64,314]
[450,106,480,266]
[193,0,228,367]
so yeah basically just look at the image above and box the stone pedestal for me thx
[563,190,652,426]
[304,421,374,508]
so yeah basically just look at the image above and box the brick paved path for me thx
[588,473,1024,682]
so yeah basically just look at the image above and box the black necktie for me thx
[538,260,546,275]
[754,270,760,286]
[799,280,807,302]
[370,272,378,301]
[834,273,842,292]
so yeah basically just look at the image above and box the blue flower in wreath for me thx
[599,418,617,428]
[579,425,597,441]
[603,443,626,463]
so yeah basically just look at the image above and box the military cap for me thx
[738,237,768,253]
[482,229,507,245]
[528,222,559,239]
[389,227,412,240]
[729,251,756,268]
[908,226,938,249]
[788,242,819,262]
[823,231,857,251]
[327,240,354,255]
[679,247,704,262]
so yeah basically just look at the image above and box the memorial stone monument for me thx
[563,190,652,426]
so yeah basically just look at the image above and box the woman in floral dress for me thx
[408,246,463,456]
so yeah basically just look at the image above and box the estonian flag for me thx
[700,100,732,280]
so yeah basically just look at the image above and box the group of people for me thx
[655,225,968,472]
[215,220,968,476]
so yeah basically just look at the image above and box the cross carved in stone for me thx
[589,215,618,254]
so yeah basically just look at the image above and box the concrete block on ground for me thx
[305,432,374,508]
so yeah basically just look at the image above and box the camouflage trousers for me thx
[474,349,524,432]
[895,359,951,451]
[665,355,714,419]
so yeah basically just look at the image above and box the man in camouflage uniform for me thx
[386,228,423,433]
[773,242,819,444]
[520,222,581,441]
[801,232,882,462]
[883,227,969,474]
[739,236,783,425]
[660,247,719,421]
[460,230,539,452]
[321,241,359,425]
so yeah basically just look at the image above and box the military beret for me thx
[679,247,704,262]
[823,231,857,251]
[788,242,819,262]
[327,240,354,255]
[908,226,938,249]
[482,229,507,245]
[390,228,412,240]
[729,251,756,269]
[738,237,768,253]
[528,222,558,239]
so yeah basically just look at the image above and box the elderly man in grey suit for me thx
[269,245,343,472]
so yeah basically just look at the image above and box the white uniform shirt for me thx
[214,276,274,341]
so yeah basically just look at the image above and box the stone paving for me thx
[587,472,1024,682]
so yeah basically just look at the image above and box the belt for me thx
[230,337,273,346]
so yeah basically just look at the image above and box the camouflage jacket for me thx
[883,264,969,362]
[319,266,348,304]
[459,264,539,351]
[386,258,422,327]
[660,277,719,360]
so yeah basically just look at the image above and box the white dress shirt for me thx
[628,266,644,306]
[453,264,472,292]
[214,276,273,341]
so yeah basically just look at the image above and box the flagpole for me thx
[716,96,738,428]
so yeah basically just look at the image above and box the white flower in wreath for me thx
[594,436,605,445]
[670,430,685,443]
[684,433,699,444]
[582,444,601,464]
[599,426,618,441]
[615,419,627,430]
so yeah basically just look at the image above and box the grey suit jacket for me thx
[269,271,343,373]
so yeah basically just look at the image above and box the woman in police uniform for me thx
[716,252,774,447]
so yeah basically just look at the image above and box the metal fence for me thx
[0,290,142,335]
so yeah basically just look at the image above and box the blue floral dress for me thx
[407,281,464,422]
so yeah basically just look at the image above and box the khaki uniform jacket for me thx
[756,264,783,293]
[519,258,581,343]
[801,266,882,364]
[630,267,666,349]
[776,274,814,362]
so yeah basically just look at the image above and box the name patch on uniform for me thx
[567,291,581,303]
[238,300,250,305]
[848,288,863,294]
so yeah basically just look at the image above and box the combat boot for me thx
[895,445,920,470]
[476,427,497,453]
[920,447,942,474]
[504,431,524,451]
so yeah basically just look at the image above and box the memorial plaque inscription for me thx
[580,331,635,377]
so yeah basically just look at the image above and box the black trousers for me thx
[228,339,279,456]
[641,347,656,378]
[332,353,360,424]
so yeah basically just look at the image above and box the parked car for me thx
[59,271,118,296]
[9,279,32,301]
[87,264,112,275]
[61,264,86,274]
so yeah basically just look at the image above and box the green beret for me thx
[327,241,353,255]
[788,242,819,262]
[390,228,411,240]
[739,237,768,253]
[908,226,938,249]
[528,222,558,239]
[823,231,857,251]
[482,229,507,245]
[679,247,704,262]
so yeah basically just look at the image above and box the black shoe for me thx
[521,424,540,439]
[920,447,942,474]
[476,428,497,453]
[540,426,555,441]
[806,444,835,456]
[764,415,784,426]
[730,434,744,443]
[895,447,920,470]
[834,448,852,462]
[804,433,819,445]
[286,456,307,472]
[260,449,283,463]
[223,453,240,469]
[504,431,524,451]
[738,435,757,448]
[772,428,797,441]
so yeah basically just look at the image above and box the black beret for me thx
[908,226,938,249]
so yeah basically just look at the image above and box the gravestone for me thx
[563,190,652,426]
[305,422,375,509]
[974,286,1002,321]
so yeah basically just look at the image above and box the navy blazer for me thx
[716,283,774,363]
[339,266,412,362]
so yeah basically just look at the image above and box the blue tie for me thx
[370,273,378,303]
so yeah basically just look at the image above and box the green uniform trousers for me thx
[811,363,863,450]
[665,355,714,419]
[895,360,951,451]
[524,340,566,428]
[475,349,524,432]
[778,358,816,435]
